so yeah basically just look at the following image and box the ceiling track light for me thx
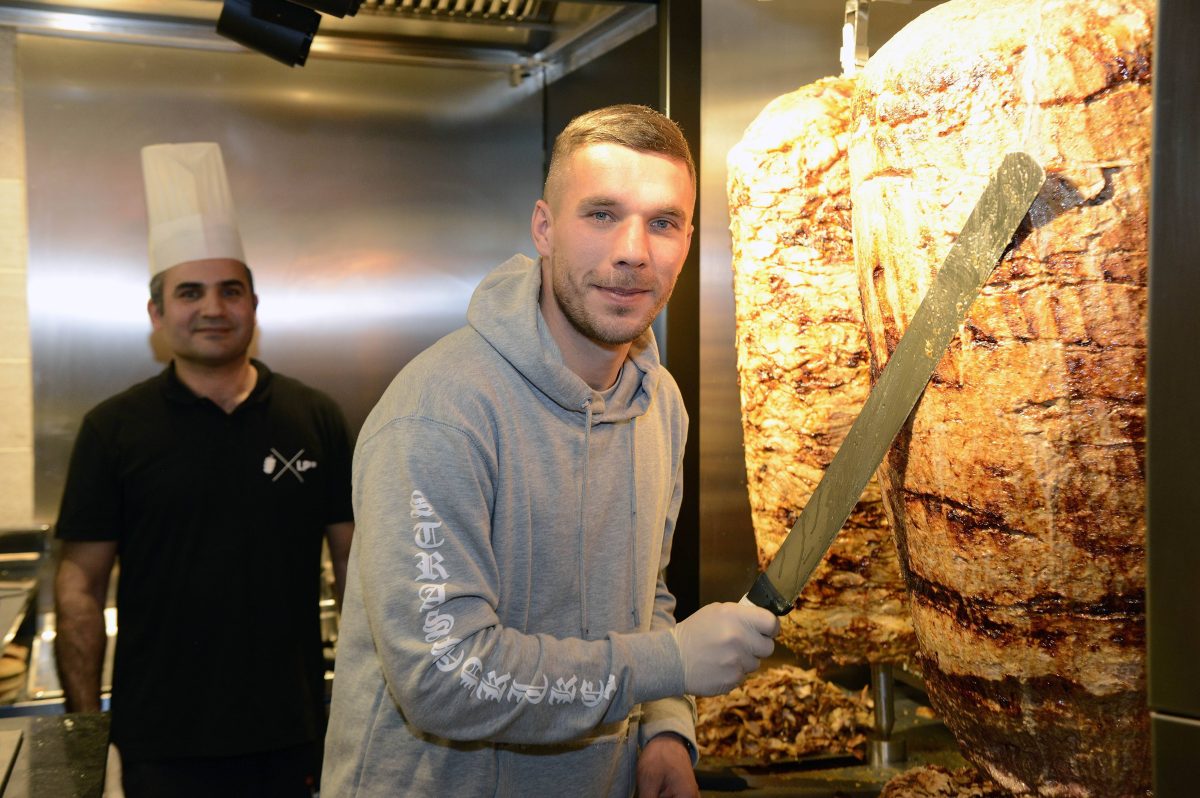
[217,0,364,67]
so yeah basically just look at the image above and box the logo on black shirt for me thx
[262,448,318,482]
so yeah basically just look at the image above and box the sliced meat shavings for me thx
[879,764,1007,798]
[695,664,874,763]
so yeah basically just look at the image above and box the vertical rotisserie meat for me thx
[729,76,916,670]
[848,0,1153,794]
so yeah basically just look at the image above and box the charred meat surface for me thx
[848,0,1153,794]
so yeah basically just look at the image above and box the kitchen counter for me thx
[0,713,108,798]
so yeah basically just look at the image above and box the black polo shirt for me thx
[56,360,354,762]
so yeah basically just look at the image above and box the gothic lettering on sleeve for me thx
[415,551,448,582]
[423,609,455,643]
[418,583,446,611]
[477,671,511,702]
[549,676,578,706]
[411,490,435,519]
[580,675,617,708]
[410,490,457,665]
[435,648,465,673]
[460,657,483,691]
[408,490,620,716]
[431,637,462,659]
[414,520,444,549]
[507,674,549,705]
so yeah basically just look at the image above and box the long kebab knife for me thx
[745,151,1045,615]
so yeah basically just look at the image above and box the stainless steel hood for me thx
[0,0,657,83]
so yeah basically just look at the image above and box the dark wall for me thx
[540,18,703,619]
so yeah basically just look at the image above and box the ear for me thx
[147,297,163,330]
[531,199,554,258]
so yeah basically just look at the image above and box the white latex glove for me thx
[670,601,780,697]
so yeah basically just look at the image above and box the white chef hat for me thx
[141,142,246,277]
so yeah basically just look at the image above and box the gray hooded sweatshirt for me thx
[323,254,695,797]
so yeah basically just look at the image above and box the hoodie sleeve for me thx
[352,415,687,745]
[637,437,698,761]
[638,566,697,760]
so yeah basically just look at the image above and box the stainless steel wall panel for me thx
[1152,713,1200,798]
[1148,0,1200,788]
[21,35,543,523]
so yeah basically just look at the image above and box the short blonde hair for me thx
[544,104,696,203]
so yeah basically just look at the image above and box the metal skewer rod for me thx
[868,662,907,766]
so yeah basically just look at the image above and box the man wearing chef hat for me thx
[323,105,779,798]
[53,142,355,797]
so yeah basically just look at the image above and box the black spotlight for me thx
[289,0,363,18]
[217,0,320,67]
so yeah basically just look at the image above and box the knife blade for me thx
[745,151,1045,615]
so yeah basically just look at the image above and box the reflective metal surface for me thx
[0,0,657,81]
[23,33,543,522]
[1147,0,1200,792]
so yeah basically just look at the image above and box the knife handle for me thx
[744,572,794,616]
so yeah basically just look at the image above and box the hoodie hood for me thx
[466,254,660,422]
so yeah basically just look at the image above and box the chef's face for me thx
[148,258,257,368]
[532,142,694,348]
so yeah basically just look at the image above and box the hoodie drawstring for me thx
[579,399,643,635]
[579,398,593,637]
[629,418,640,628]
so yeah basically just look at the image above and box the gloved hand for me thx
[670,601,780,697]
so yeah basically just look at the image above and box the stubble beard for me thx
[177,324,255,369]
[551,259,672,346]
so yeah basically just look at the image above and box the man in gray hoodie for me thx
[324,104,779,797]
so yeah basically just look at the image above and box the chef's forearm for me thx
[54,553,110,714]
[54,592,106,713]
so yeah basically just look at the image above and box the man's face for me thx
[148,258,257,367]
[533,142,694,349]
